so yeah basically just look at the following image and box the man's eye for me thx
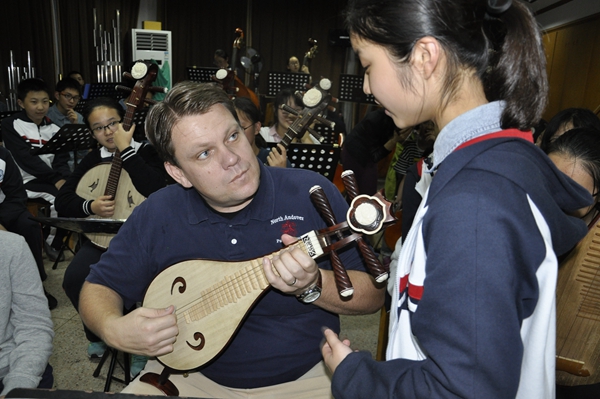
[229,132,239,141]
[198,150,209,160]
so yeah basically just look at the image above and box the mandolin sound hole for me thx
[186,332,205,351]
[171,277,187,295]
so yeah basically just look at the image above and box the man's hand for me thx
[321,328,353,374]
[262,234,320,295]
[267,144,288,168]
[105,305,179,357]
[91,195,116,217]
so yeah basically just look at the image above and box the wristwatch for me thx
[296,270,322,303]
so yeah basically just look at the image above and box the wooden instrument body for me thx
[144,258,271,371]
[556,218,600,385]
[75,163,145,249]
[143,235,320,371]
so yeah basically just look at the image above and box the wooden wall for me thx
[543,12,600,120]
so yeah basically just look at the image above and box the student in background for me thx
[56,96,168,373]
[67,70,85,87]
[2,78,70,262]
[0,146,56,309]
[538,107,600,153]
[233,96,289,168]
[47,77,84,127]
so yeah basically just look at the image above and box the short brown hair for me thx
[146,81,238,165]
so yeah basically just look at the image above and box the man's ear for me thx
[164,161,193,188]
[17,99,24,109]
[54,91,60,101]
[411,36,441,80]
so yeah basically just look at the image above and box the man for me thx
[79,82,384,398]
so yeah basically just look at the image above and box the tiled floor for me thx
[44,240,383,394]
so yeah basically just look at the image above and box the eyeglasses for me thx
[60,92,81,102]
[92,120,120,134]
[241,124,253,131]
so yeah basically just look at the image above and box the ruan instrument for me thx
[140,171,397,395]
[75,62,164,249]
[556,212,600,385]
[276,77,337,149]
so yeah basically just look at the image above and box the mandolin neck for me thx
[180,231,324,322]
[104,100,137,198]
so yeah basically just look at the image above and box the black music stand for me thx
[314,123,338,145]
[187,66,219,83]
[83,83,126,100]
[74,99,87,114]
[338,74,376,104]
[131,107,149,142]
[266,71,310,96]
[30,124,96,167]
[29,216,125,235]
[29,216,124,269]
[287,143,341,181]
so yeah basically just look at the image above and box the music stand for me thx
[266,71,310,96]
[131,107,149,142]
[187,67,219,83]
[314,124,337,145]
[74,98,87,114]
[287,143,341,182]
[30,216,125,235]
[83,83,126,100]
[338,74,376,104]
[30,124,96,166]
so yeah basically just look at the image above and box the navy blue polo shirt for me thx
[88,162,368,388]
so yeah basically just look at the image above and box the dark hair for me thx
[273,88,302,126]
[214,49,229,60]
[55,77,82,94]
[233,96,267,148]
[540,108,600,152]
[82,97,125,130]
[67,70,82,78]
[344,0,547,130]
[17,78,50,101]
[547,127,600,195]
[233,96,262,124]
[146,81,238,166]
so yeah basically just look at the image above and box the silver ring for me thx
[287,277,297,286]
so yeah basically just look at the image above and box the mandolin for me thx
[75,62,159,249]
[142,180,395,373]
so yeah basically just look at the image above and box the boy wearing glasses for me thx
[2,78,71,265]
[47,77,84,127]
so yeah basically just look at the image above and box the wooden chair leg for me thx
[376,306,389,361]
